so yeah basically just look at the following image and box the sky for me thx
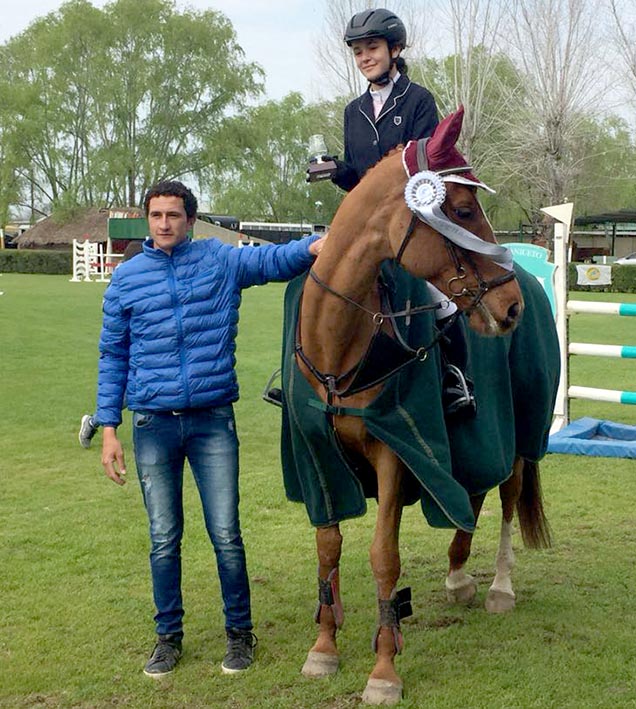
[0,0,326,101]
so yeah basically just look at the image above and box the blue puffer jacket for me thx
[96,235,318,427]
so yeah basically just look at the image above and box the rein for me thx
[295,272,457,401]
[295,210,462,401]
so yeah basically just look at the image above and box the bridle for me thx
[394,213,517,308]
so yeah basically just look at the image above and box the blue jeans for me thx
[132,405,251,637]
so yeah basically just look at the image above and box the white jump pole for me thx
[568,343,636,358]
[567,300,636,317]
[568,386,636,405]
[541,203,573,434]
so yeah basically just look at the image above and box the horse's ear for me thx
[423,105,494,191]
[426,106,465,167]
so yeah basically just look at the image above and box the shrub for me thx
[0,249,71,274]
[609,264,636,294]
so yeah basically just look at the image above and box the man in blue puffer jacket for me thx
[96,180,324,678]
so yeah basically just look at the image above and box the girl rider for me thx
[327,8,475,418]
[331,8,439,193]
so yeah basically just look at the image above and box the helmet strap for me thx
[371,70,392,87]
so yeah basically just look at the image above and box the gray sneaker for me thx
[221,629,257,674]
[143,635,182,678]
[78,414,98,449]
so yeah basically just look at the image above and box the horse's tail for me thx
[516,459,551,549]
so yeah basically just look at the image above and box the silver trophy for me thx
[306,134,337,183]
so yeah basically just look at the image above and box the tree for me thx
[567,115,636,215]
[500,0,604,214]
[0,126,23,225]
[207,93,343,224]
[608,0,636,117]
[0,0,264,217]
[92,0,264,206]
[421,0,508,165]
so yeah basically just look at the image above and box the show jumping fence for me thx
[544,202,636,433]
[565,300,636,407]
[70,239,121,283]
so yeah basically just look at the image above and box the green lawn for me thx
[1,273,635,709]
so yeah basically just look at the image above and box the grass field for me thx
[1,273,636,709]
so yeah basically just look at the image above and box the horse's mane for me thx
[357,145,405,188]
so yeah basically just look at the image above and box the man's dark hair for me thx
[143,181,198,219]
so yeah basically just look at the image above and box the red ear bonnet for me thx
[425,106,494,192]
[425,105,465,172]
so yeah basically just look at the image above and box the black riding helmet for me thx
[344,8,407,49]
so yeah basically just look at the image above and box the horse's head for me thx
[385,107,523,336]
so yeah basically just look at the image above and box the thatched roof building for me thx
[15,207,116,249]
[14,206,246,249]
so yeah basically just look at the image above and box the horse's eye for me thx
[454,208,473,220]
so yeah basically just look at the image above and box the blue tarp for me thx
[548,417,636,458]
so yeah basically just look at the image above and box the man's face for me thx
[147,195,195,254]
[351,37,397,85]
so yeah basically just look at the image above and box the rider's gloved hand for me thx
[308,154,338,164]
[306,155,349,184]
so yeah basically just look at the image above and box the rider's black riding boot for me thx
[438,316,476,420]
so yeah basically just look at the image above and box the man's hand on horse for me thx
[310,233,328,256]
[101,426,127,486]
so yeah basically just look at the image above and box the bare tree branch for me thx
[608,0,636,105]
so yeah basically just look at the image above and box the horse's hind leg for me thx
[486,456,551,613]
[362,446,406,706]
[301,524,343,677]
[446,494,486,605]
[485,456,523,613]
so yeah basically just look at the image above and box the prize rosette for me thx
[404,170,446,213]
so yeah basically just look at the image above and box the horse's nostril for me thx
[508,302,521,321]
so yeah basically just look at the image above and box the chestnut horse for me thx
[285,109,549,705]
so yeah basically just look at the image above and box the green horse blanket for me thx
[280,264,560,533]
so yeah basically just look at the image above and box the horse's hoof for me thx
[361,678,403,705]
[446,580,477,605]
[485,589,516,613]
[301,650,339,677]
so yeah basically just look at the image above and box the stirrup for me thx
[443,364,476,418]
[262,368,283,408]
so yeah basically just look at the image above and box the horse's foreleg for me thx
[362,446,406,706]
[485,457,523,614]
[301,524,343,677]
[446,494,486,605]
